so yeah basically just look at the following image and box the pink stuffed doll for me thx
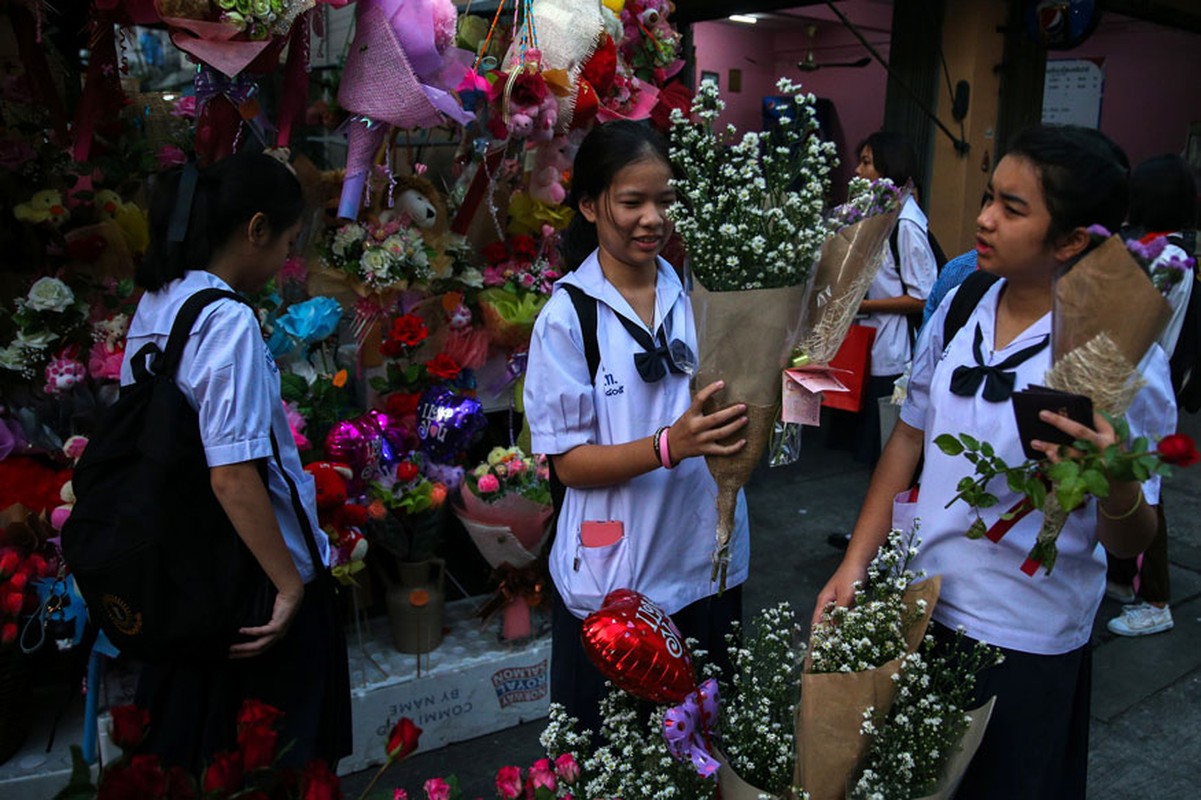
[527,131,584,206]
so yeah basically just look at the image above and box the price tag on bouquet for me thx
[782,367,853,426]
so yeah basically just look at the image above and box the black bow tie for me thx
[950,323,1049,403]
[613,313,690,383]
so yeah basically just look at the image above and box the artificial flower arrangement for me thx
[667,76,837,589]
[370,310,474,403]
[936,228,1194,574]
[476,230,562,350]
[323,218,439,294]
[453,446,553,640]
[364,455,450,564]
[0,277,90,382]
[264,293,352,456]
[56,699,342,800]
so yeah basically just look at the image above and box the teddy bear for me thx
[389,174,449,243]
[527,131,584,206]
[14,189,70,226]
[304,461,369,577]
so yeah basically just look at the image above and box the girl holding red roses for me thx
[816,127,1175,799]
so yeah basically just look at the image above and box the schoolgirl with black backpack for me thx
[64,153,350,772]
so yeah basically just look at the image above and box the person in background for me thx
[1107,153,1199,636]
[831,131,939,465]
[921,249,978,329]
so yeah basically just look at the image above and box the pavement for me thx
[343,410,1201,799]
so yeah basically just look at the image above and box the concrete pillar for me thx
[926,0,1009,255]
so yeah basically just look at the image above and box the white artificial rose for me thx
[457,267,484,288]
[25,277,75,313]
[0,344,25,371]
[15,329,59,349]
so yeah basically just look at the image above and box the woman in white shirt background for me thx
[816,125,1174,799]
[1106,153,1199,637]
[124,152,350,770]
[827,131,939,466]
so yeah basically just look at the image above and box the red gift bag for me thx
[821,324,876,413]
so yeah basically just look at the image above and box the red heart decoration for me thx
[581,589,696,704]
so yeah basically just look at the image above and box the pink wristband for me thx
[658,427,673,469]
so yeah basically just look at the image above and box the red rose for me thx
[651,80,694,133]
[395,462,420,483]
[1158,433,1199,467]
[236,699,285,732]
[385,717,421,761]
[1,621,17,646]
[495,765,522,800]
[509,235,538,261]
[510,71,549,108]
[0,550,18,577]
[1,590,23,617]
[300,759,343,800]
[424,354,462,381]
[482,241,509,266]
[164,765,197,800]
[238,724,278,771]
[203,750,244,795]
[385,392,421,419]
[380,314,429,358]
[97,755,166,800]
[109,705,151,751]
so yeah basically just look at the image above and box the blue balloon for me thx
[416,386,486,463]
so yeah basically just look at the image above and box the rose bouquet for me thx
[0,277,90,382]
[453,446,553,639]
[364,458,449,563]
[668,77,836,589]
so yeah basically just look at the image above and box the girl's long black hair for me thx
[559,120,676,271]
[139,151,304,291]
[1006,125,1129,244]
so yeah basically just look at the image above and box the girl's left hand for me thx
[1030,409,1118,463]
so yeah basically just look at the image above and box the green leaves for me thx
[934,433,963,456]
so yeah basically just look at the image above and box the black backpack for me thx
[62,289,323,662]
[891,224,949,345]
[545,285,602,517]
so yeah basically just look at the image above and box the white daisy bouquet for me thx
[668,78,837,590]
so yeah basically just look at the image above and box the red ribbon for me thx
[983,495,1046,575]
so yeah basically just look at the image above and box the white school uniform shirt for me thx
[902,278,1175,655]
[120,270,330,583]
[523,251,750,620]
[861,196,938,376]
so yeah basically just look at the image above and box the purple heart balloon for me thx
[417,386,486,463]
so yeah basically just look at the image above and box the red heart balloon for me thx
[581,589,696,704]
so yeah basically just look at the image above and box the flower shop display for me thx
[668,77,837,590]
[453,446,552,640]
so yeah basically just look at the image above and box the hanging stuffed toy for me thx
[337,0,475,220]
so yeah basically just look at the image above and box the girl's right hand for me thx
[668,380,749,462]
[812,558,867,628]
[230,585,304,659]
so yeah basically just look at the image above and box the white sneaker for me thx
[1107,603,1173,637]
[1105,580,1136,603]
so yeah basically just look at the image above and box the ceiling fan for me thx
[797,51,871,71]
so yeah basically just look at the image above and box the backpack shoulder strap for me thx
[942,270,1000,346]
[561,283,601,384]
[158,288,251,378]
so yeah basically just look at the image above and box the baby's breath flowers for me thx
[668,78,837,291]
[851,632,1003,799]
[809,526,926,675]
